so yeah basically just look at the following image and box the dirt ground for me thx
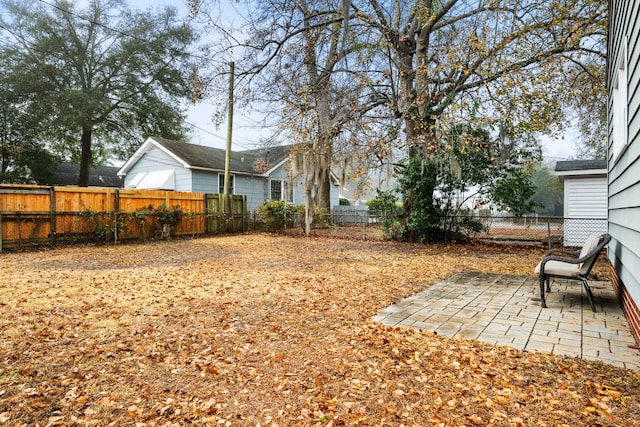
[0,233,638,426]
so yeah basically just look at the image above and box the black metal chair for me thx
[534,233,611,312]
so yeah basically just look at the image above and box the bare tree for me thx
[348,0,606,240]
[193,0,374,234]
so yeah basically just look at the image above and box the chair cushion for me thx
[534,260,581,277]
[579,234,600,258]
[578,234,601,275]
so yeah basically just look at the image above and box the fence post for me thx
[0,213,3,253]
[50,186,56,247]
[362,210,366,241]
[204,193,209,234]
[114,189,120,243]
[547,216,551,250]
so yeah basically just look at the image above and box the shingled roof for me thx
[118,137,292,177]
[555,159,607,173]
[53,162,123,187]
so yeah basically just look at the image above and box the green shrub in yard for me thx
[367,190,404,239]
[155,203,182,238]
[257,200,304,231]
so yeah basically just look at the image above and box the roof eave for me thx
[263,158,289,176]
[190,166,267,177]
[555,168,608,177]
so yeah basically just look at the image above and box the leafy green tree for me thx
[0,64,57,184]
[0,0,197,186]
[398,123,537,242]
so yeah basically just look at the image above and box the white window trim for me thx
[218,173,235,195]
[270,179,284,200]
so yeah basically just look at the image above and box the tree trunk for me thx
[315,142,332,212]
[78,125,93,187]
[402,117,442,242]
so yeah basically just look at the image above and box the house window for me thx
[218,174,235,194]
[270,179,282,200]
[612,39,628,161]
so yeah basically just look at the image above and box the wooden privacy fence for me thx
[0,184,247,251]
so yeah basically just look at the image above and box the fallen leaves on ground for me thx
[0,233,637,426]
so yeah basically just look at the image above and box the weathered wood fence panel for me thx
[0,184,247,251]
[205,194,248,234]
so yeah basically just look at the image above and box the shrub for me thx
[339,197,351,206]
[367,190,404,238]
[155,203,182,238]
[256,200,304,232]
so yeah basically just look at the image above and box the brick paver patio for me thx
[373,272,640,370]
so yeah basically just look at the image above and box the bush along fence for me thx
[0,184,247,251]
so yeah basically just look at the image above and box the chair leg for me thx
[581,278,597,312]
[546,277,551,292]
[539,275,547,308]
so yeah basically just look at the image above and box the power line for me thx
[184,120,255,151]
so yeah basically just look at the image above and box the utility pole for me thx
[223,62,234,223]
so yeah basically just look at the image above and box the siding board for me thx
[608,230,640,305]
[609,150,640,196]
[609,181,640,210]
[124,147,192,191]
[608,0,640,342]
[565,178,608,217]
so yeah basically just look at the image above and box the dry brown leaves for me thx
[0,233,638,426]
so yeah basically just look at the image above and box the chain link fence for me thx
[475,215,607,248]
[249,210,607,247]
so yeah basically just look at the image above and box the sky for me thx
[136,0,579,161]
[130,0,270,153]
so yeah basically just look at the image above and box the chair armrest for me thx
[539,234,611,274]
[545,248,579,257]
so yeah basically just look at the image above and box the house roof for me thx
[53,162,123,187]
[118,137,292,177]
[555,159,607,178]
[555,159,607,172]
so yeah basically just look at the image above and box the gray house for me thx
[555,160,607,246]
[117,137,339,212]
[608,0,640,341]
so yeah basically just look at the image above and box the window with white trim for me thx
[270,179,283,200]
[218,174,235,194]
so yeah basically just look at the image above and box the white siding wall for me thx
[123,147,192,191]
[330,182,340,208]
[564,177,608,246]
[564,177,608,218]
[608,0,640,332]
